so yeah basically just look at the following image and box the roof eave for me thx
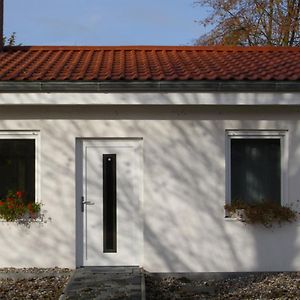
[0,80,299,93]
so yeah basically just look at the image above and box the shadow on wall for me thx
[0,92,299,270]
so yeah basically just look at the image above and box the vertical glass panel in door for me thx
[103,154,117,253]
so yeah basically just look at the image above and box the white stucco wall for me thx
[0,92,300,272]
[0,92,300,105]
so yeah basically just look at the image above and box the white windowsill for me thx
[0,217,44,224]
[224,216,246,222]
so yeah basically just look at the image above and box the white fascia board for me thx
[0,92,300,105]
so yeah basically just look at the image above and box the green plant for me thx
[3,32,22,46]
[0,190,41,222]
[225,200,297,228]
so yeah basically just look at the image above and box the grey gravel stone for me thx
[0,268,72,300]
[2,268,299,299]
[145,272,300,300]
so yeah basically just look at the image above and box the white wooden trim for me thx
[0,130,41,203]
[226,130,288,137]
[225,130,288,206]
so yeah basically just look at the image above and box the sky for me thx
[4,0,209,46]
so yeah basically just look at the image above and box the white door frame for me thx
[75,137,143,267]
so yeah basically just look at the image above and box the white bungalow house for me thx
[0,45,300,272]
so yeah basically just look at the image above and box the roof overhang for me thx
[0,80,299,93]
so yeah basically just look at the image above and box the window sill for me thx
[224,216,300,227]
[224,216,246,222]
[0,217,45,224]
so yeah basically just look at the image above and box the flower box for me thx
[0,191,41,224]
[225,201,297,228]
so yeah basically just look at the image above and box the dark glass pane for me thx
[103,154,117,253]
[231,138,280,204]
[0,139,35,203]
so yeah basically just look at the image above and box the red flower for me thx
[27,203,33,212]
[16,191,23,198]
[0,201,4,206]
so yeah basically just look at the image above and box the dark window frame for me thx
[0,132,39,203]
[226,130,288,210]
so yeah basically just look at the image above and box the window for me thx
[0,132,39,203]
[226,130,288,206]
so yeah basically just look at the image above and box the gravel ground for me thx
[0,268,73,300]
[1,269,299,299]
[145,272,300,299]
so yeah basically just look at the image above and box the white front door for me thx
[78,139,142,266]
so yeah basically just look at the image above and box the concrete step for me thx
[60,267,144,300]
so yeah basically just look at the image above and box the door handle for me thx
[83,201,95,205]
[81,196,95,212]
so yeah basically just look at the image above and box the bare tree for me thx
[194,0,300,46]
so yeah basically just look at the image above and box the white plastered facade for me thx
[0,92,300,272]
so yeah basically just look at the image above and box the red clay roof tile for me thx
[0,45,299,81]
